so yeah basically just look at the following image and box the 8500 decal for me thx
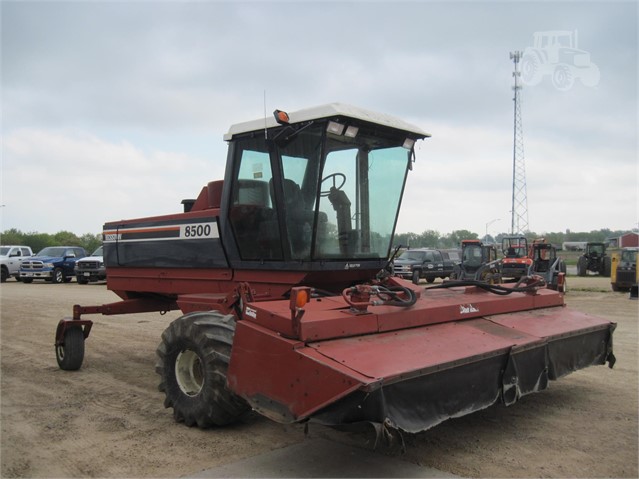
[181,223,216,238]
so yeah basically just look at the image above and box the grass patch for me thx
[565,274,612,293]
[569,286,610,293]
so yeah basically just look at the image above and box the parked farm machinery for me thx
[578,242,612,277]
[55,104,616,435]
[528,238,567,292]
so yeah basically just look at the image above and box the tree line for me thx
[1,227,634,255]
[394,228,635,250]
[0,229,102,254]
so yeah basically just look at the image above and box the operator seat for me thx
[229,179,280,260]
[270,179,313,258]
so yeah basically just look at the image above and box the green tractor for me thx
[577,242,611,277]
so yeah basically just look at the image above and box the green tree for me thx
[53,231,81,246]
[394,232,420,248]
[79,233,102,253]
[0,228,23,245]
[418,230,441,248]
[443,230,478,248]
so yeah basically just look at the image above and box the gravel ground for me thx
[1,275,637,478]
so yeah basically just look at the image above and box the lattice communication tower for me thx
[510,51,529,235]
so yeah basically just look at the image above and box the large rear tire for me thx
[155,311,249,428]
[602,257,612,277]
[577,256,588,276]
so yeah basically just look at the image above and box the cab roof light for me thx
[273,109,290,125]
[327,121,345,135]
[345,126,359,138]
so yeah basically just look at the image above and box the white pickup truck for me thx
[1,245,34,282]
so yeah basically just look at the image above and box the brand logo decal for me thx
[344,263,361,270]
[245,306,257,319]
[460,304,479,314]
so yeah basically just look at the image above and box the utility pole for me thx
[510,51,529,235]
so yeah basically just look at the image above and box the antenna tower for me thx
[509,51,529,235]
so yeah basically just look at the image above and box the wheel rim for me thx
[56,344,65,360]
[175,349,204,396]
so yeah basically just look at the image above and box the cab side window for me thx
[228,144,283,261]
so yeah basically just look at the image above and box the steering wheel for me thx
[320,173,346,197]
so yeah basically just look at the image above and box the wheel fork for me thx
[55,318,93,347]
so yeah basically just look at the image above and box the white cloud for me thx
[396,120,637,235]
[1,129,217,234]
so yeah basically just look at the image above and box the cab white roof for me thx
[223,103,430,141]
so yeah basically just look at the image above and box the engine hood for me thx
[393,259,421,266]
[27,255,67,263]
[77,255,104,263]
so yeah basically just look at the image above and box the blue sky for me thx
[1,1,637,237]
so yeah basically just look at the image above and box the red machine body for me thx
[55,104,615,435]
[226,281,613,432]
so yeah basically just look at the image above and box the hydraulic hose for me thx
[342,283,418,309]
[375,284,418,307]
[424,275,546,296]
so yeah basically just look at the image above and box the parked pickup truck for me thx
[74,246,106,284]
[20,246,87,284]
[393,248,460,284]
[1,245,34,282]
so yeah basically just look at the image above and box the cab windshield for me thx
[398,251,426,262]
[503,237,528,258]
[36,247,68,257]
[463,245,483,266]
[228,119,413,262]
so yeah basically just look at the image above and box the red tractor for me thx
[501,235,533,281]
[55,104,615,434]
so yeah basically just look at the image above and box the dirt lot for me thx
[1,276,637,478]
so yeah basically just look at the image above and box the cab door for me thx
[430,250,445,274]
[7,248,24,272]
